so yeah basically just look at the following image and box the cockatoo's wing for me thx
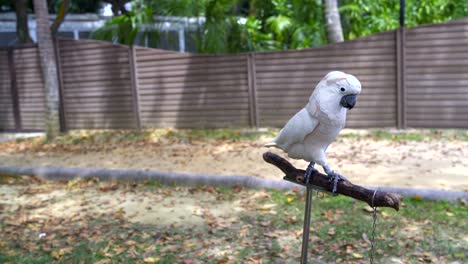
[265,108,319,151]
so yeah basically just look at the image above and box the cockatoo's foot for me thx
[322,165,350,193]
[304,162,318,184]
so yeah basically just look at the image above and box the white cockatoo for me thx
[265,71,362,192]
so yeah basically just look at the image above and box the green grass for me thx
[7,128,278,150]
[340,129,468,142]
[3,129,467,153]
[2,181,465,264]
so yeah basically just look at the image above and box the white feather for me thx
[265,71,361,166]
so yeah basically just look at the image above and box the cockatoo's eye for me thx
[340,87,346,92]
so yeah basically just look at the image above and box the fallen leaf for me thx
[51,249,65,260]
[257,204,276,211]
[99,183,119,192]
[144,257,160,263]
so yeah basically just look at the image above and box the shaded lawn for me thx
[0,176,466,264]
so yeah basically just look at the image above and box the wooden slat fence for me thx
[13,47,46,131]
[0,17,467,131]
[255,31,397,127]
[57,39,137,129]
[0,50,15,130]
[405,19,468,128]
[134,48,251,128]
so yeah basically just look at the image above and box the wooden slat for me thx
[406,65,468,74]
[65,100,134,109]
[406,31,468,42]
[406,73,468,81]
[138,91,247,101]
[61,64,131,76]
[63,74,131,84]
[406,101,468,107]
[135,52,245,64]
[256,71,395,81]
[138,78,248,88]
[406,52,468,61]
[136,57,247,68]
[59,47,128,59]
[406,94,468,100]
[63,80,131,90]
[66,112,135,119]
[405,107,468,114]
[137,72,247,83]
[407,113,468,121]
[255,61,395,72]
[65,108,135,115]
[137,67,247,77]
[255,54,395,66]
[61,57,129,68]
[64,90,132,98]
[139,97,249,107]
[404,45,468,55]
[406,79,468,87]
[406,59,468,67]
[255,47,394,60]
[406,38,468,48]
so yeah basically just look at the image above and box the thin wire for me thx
[370,190,378,264]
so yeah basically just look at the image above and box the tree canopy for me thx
[94,0,467,53]
[3,0,468,53]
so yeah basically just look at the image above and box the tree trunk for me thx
[32,0,61,140]
[324,0,344,43]
[12,0,33,44]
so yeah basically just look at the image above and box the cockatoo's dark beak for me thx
[340,94,357,110]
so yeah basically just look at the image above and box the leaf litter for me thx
[0,176,466,263]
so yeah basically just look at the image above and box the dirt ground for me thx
[0,129,467,192]
[2,177,465,263]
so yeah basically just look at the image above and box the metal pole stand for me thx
[300,186,313,263]
[283,177,336,264]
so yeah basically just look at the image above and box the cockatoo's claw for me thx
[332,175,339,193]
[304,163,318,184]
[326,171,349,193]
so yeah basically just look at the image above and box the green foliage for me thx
[5,0,468,52]
[406,0,468,26]
[340,0,400,40]
[90,0,468,53]
[91,2,155,45]
[340,0,468,40]
[146,0,207,17]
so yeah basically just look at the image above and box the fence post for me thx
[129,46,142,129]
[247,53,259,128]
[54,38,67,132]
[396,28,406,129]
[8,48,21,132]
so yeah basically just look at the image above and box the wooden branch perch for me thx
[263,152,400,211]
